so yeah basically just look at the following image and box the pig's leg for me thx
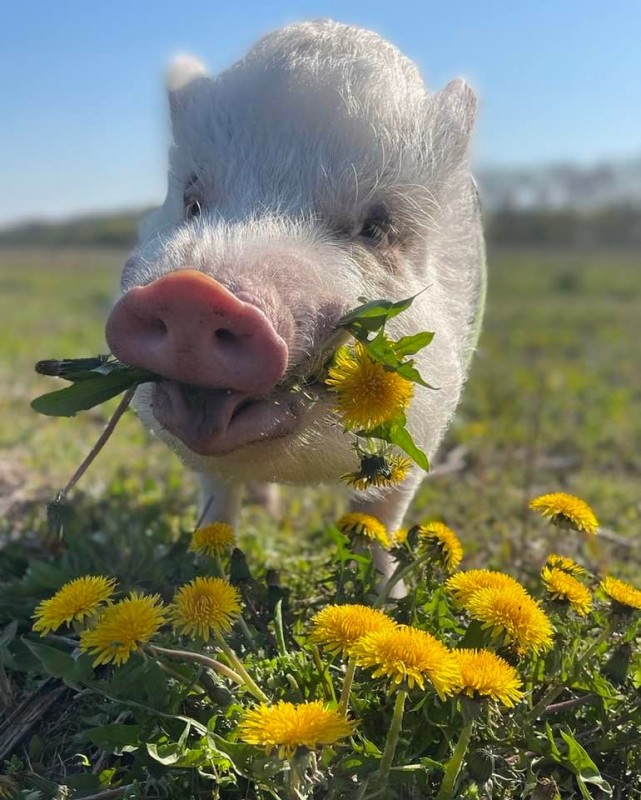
[245,482,281,515]
[349,470,424,598]
[198,473,243,526]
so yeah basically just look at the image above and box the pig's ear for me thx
[430,78,478,163]
[166,55,210,125]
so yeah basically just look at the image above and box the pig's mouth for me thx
[150,380,316,456]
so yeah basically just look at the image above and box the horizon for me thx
[2,0,640,226]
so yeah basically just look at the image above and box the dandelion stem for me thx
[274,598,288,657]
[58,387,136,500]
[374,552,433,608]
[375,688,407,789]
[436,720,473,800]
[213,553,225,578]
[288,750,310,800]
[528,623,611,720]
[338,658,357,715]
[146,644,245,687]
[215,633,269,703]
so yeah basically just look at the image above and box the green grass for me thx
[1,245,640,799]
[0,246,640,578]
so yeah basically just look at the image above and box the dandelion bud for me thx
[467,748,494,783]
[602,642,632,685]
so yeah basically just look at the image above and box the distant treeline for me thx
[1,205,640,250]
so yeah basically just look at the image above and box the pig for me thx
[105,20,486,584]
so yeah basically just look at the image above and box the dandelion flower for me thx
[452,649,524,707]
[445,570,528,607]
[33,575,117,635]
[545,554,586,575]
[542,567,592,616]
[80,592,166,666]
[351,625,460,697]
[337,512,390,548]
[170,577,241,640]
[326,343,414,431]
[238,700,354,759]
[415,521,464,571]
[342,453,412,491]
[529,492,598,535]
[466,587,554,655]
[189,522,236,557]
[391,527,409,547]
[310,604,396,657]
[601,576,641,611]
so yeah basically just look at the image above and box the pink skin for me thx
[106,269,299,455]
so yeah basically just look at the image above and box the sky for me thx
[1,0,640,226]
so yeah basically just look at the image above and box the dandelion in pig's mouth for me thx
[351,625,460,697]
[541,566,592,616]
[601,576,641,612]
[79,592,166,666]
[452,649,524,708]
[169,577,242,640]
[33,575,117,634]
[326,343,414,431]
[336,512,390,548]
[341,452,412,491]
[189,523,236,558]
[238,701,355,759]
[465,586,554,655]
[445,570,528,607]
[414,521,464,572]
[529,492,599,535]
[310,604,396,657]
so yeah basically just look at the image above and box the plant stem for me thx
[146,644,244,686]
[58,387,136,500]
[274,599,288,657]
[528,624,611,720]
[436,721,473,800]
[288,750,309,799]
[215,633,269,702]
[374,552,433,608]
[338,658,357,715]
[375,689,407,789]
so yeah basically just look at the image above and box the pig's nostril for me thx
[149,317,168,335]
[215,328,240,345]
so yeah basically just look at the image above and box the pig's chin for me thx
[150,380,305,456]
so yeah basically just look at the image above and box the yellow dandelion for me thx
[415,521,464,571]
[342,453,412,491]
[189,522,236,557]
[170,577,242,640]
[351,625,461,698]
[466,587,554,655]
[452,649,524,708]
[601,576,641,611]
[238,700,355,759]
[336,512,390,548]
[79,592,166,667]
[445,570,528,607]
[326,343,414,431]
[542,567,592,616]
[33,575,117,635]
[544,554,586,575]
[310,604,397,657]
[529,492,598,535]
[391,527,409,547]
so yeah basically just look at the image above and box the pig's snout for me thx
[105,269,289,394]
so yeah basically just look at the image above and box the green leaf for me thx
[0,619,19,650]
[559,729,613,799]
[23,639,79,682]
[31,368,155,417]
[85,724,144,753]
[393,331,435,358]
[337,294,419,330]
[387,421,430,471]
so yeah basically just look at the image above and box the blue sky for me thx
[1,0,639,225]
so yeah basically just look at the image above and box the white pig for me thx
[105,20,485,581]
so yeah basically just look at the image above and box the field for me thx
[0,245,640,798]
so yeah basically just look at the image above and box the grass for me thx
[0,245,640,798]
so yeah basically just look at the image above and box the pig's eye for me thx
[184,200,202,221]
[357,209,396,247]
